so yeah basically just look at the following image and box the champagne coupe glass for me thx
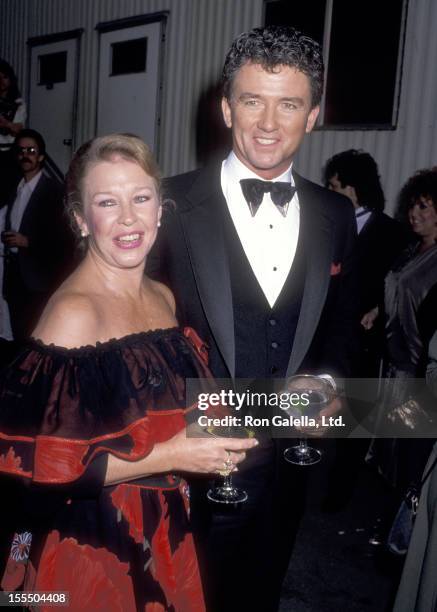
[206,426,249,504]
[283,374,335,466]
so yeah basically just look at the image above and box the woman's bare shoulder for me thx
[32,289,101,348]
[150,279,176,315]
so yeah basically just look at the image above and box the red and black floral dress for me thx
[0,327,209,612]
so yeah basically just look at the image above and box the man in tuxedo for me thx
[148,26,358,612]
[1,129,72,341]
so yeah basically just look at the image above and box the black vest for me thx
[221,202,306,378]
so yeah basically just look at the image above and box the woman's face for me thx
[408,196,437,240]
[0,71,11,96]
[77,156,162,271]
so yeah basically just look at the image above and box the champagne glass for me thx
[206,425,249,504]
[186,376,250,505]
[207,468,248,504]
[283,374,335,466]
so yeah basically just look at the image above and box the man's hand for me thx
[361,306,379,330]
[1,231,29,248]
[284,374,343,438]
[297,396,343,437]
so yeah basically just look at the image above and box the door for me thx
[28,33,80,174]
[96,19,164,153]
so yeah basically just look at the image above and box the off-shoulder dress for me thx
[0,327,209,612]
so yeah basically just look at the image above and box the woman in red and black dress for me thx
[0,134,257,611]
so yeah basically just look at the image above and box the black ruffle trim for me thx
[28,326,181,357]
[0,327,210,440]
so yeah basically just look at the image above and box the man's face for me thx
[221,62,319,180]
[16,137,44,177]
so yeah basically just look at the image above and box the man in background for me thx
[324,149,408,377]
[1,129,73,342]
[322,149,409,513]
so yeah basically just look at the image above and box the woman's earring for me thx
[81,229,88,238]
[157,221,161,228]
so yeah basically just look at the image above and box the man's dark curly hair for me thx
[323,149,385,212]
[398,167,437,216]
[222,25,324,108]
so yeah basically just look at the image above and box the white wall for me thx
[1,0,436,211]
[0,0,262,175]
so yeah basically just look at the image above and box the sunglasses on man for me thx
[16,146,39,155]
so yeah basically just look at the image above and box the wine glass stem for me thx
[299,439,308,449]
[223,475,233,488]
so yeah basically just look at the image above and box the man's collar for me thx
[224,151,294,185]
[355,205,371,218]
[22,170,43,191]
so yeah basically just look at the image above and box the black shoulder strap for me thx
[420,449,437,488]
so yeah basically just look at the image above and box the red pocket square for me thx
[330,262,342,276]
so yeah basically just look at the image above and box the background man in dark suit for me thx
[149,26,358,612]
[322,150,409,512]
[1,129,72,342]
[324,149,409,376]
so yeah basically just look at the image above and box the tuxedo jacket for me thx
[148,164,359,379]
[3,173,73,297]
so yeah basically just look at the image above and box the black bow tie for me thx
[240,178,296,217]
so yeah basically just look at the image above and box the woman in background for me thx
[365,168,437,543]
[0,134,256,611]
[0,60,24,337]
[0,59,25,203]
[393,329,437,611]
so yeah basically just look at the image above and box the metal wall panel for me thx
[0,0,28,94]
[1,0,435,203]
[0,0,262,175]
[165,0,263,172]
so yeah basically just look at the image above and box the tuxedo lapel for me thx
[179,168,236,377]
[287,173,334,375]
[173,167,336,378]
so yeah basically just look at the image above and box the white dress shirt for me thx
[221,152,299,308]
[0,99,26,149]
[9,171,42,253]
[355,206,372,234]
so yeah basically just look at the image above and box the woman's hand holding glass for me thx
[164,426,258,475]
